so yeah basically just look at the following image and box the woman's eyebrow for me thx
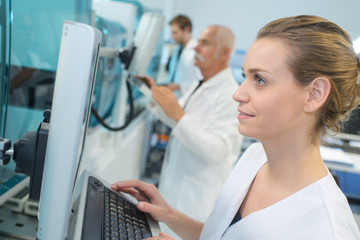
[243,67,270,74]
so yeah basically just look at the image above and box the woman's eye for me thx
[255,74,265,85]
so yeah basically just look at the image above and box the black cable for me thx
[90,77,134,131]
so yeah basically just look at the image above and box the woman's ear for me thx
[304,77,331,113]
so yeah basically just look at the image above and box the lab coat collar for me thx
[201,67,233,88]
[183,38,197,51]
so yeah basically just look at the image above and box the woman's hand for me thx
[112,180,204,240]
[144,232,177,240]
[111,179,173,223]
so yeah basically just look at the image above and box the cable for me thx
[90,77,134,131]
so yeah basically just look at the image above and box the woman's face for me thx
[233,38,310,141]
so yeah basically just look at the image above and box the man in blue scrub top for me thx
[166,15,202,96]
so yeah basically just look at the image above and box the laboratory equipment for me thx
[0,174,28,206]
[0,0,11,136]
[1,11,164,239]
[323,107,360,200]
[36,20,102,240]
[93,12,164,130]
[12,110,50,200]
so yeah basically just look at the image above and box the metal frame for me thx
[0,0,11,137]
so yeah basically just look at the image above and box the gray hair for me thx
[210,25,235,59]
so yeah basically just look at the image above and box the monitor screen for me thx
[336,106,360,142]
[342,106,360,136]
[324,106,360,148]
[125,12,164,99]
[36,21,102,240]
[127,12,164,77]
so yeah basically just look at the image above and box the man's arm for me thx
[150,84,240,164]
[151,86,185,122]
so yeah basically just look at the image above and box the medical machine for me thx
[323,106,360,200]
[35,20,102,239]
[38,13,163,238]
[92,12,164,131]
[0,9,164,239]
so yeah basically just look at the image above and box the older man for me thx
[139,25,243,237]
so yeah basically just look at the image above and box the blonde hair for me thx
[257,15,360,139]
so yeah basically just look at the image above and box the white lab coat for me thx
[166,39,202,95]
[200,142,360,240]
[150,68,243,227]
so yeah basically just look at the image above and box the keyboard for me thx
[81,176,153,240]
[104,188,152,240]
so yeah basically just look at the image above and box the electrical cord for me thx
[90,77,134,131]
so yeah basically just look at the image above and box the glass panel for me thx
[89,16,127,127]
[4,0,92,170]
[0,0,10,138]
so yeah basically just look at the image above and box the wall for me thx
[154,0,360,51]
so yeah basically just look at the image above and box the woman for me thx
[112,15,360,239]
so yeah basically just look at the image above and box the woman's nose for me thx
[232,81,249,103]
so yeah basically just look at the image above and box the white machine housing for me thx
[36,21,102,240]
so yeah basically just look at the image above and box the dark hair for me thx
[257,15,360,139]
[169,15,192,32]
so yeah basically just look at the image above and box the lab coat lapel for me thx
[202,143,267,239]
[181,68,233,112]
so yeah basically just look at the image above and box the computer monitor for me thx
[36,21,102,240]
[337,106,360,141]
[121,12,164,100]
[127,12,164,77]
[36,13,164,239]
[99,12,164,98]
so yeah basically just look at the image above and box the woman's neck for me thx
[260,136,327,190]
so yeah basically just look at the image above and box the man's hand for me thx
[167,83,180,92]
[134,75,156,89]
[151,86,185,122]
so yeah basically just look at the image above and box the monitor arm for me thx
[118,44,136,70]
[98,44,137,70]
[0,110,50,201]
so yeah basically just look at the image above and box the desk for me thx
[325,149,360,200]
[0,204,37,239]
[325,151,360,174]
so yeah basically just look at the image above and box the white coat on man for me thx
[156,67,242,220]
[144,25,243,239]
[166,39,203,95]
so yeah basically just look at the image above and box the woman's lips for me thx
[237,110,255,120]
